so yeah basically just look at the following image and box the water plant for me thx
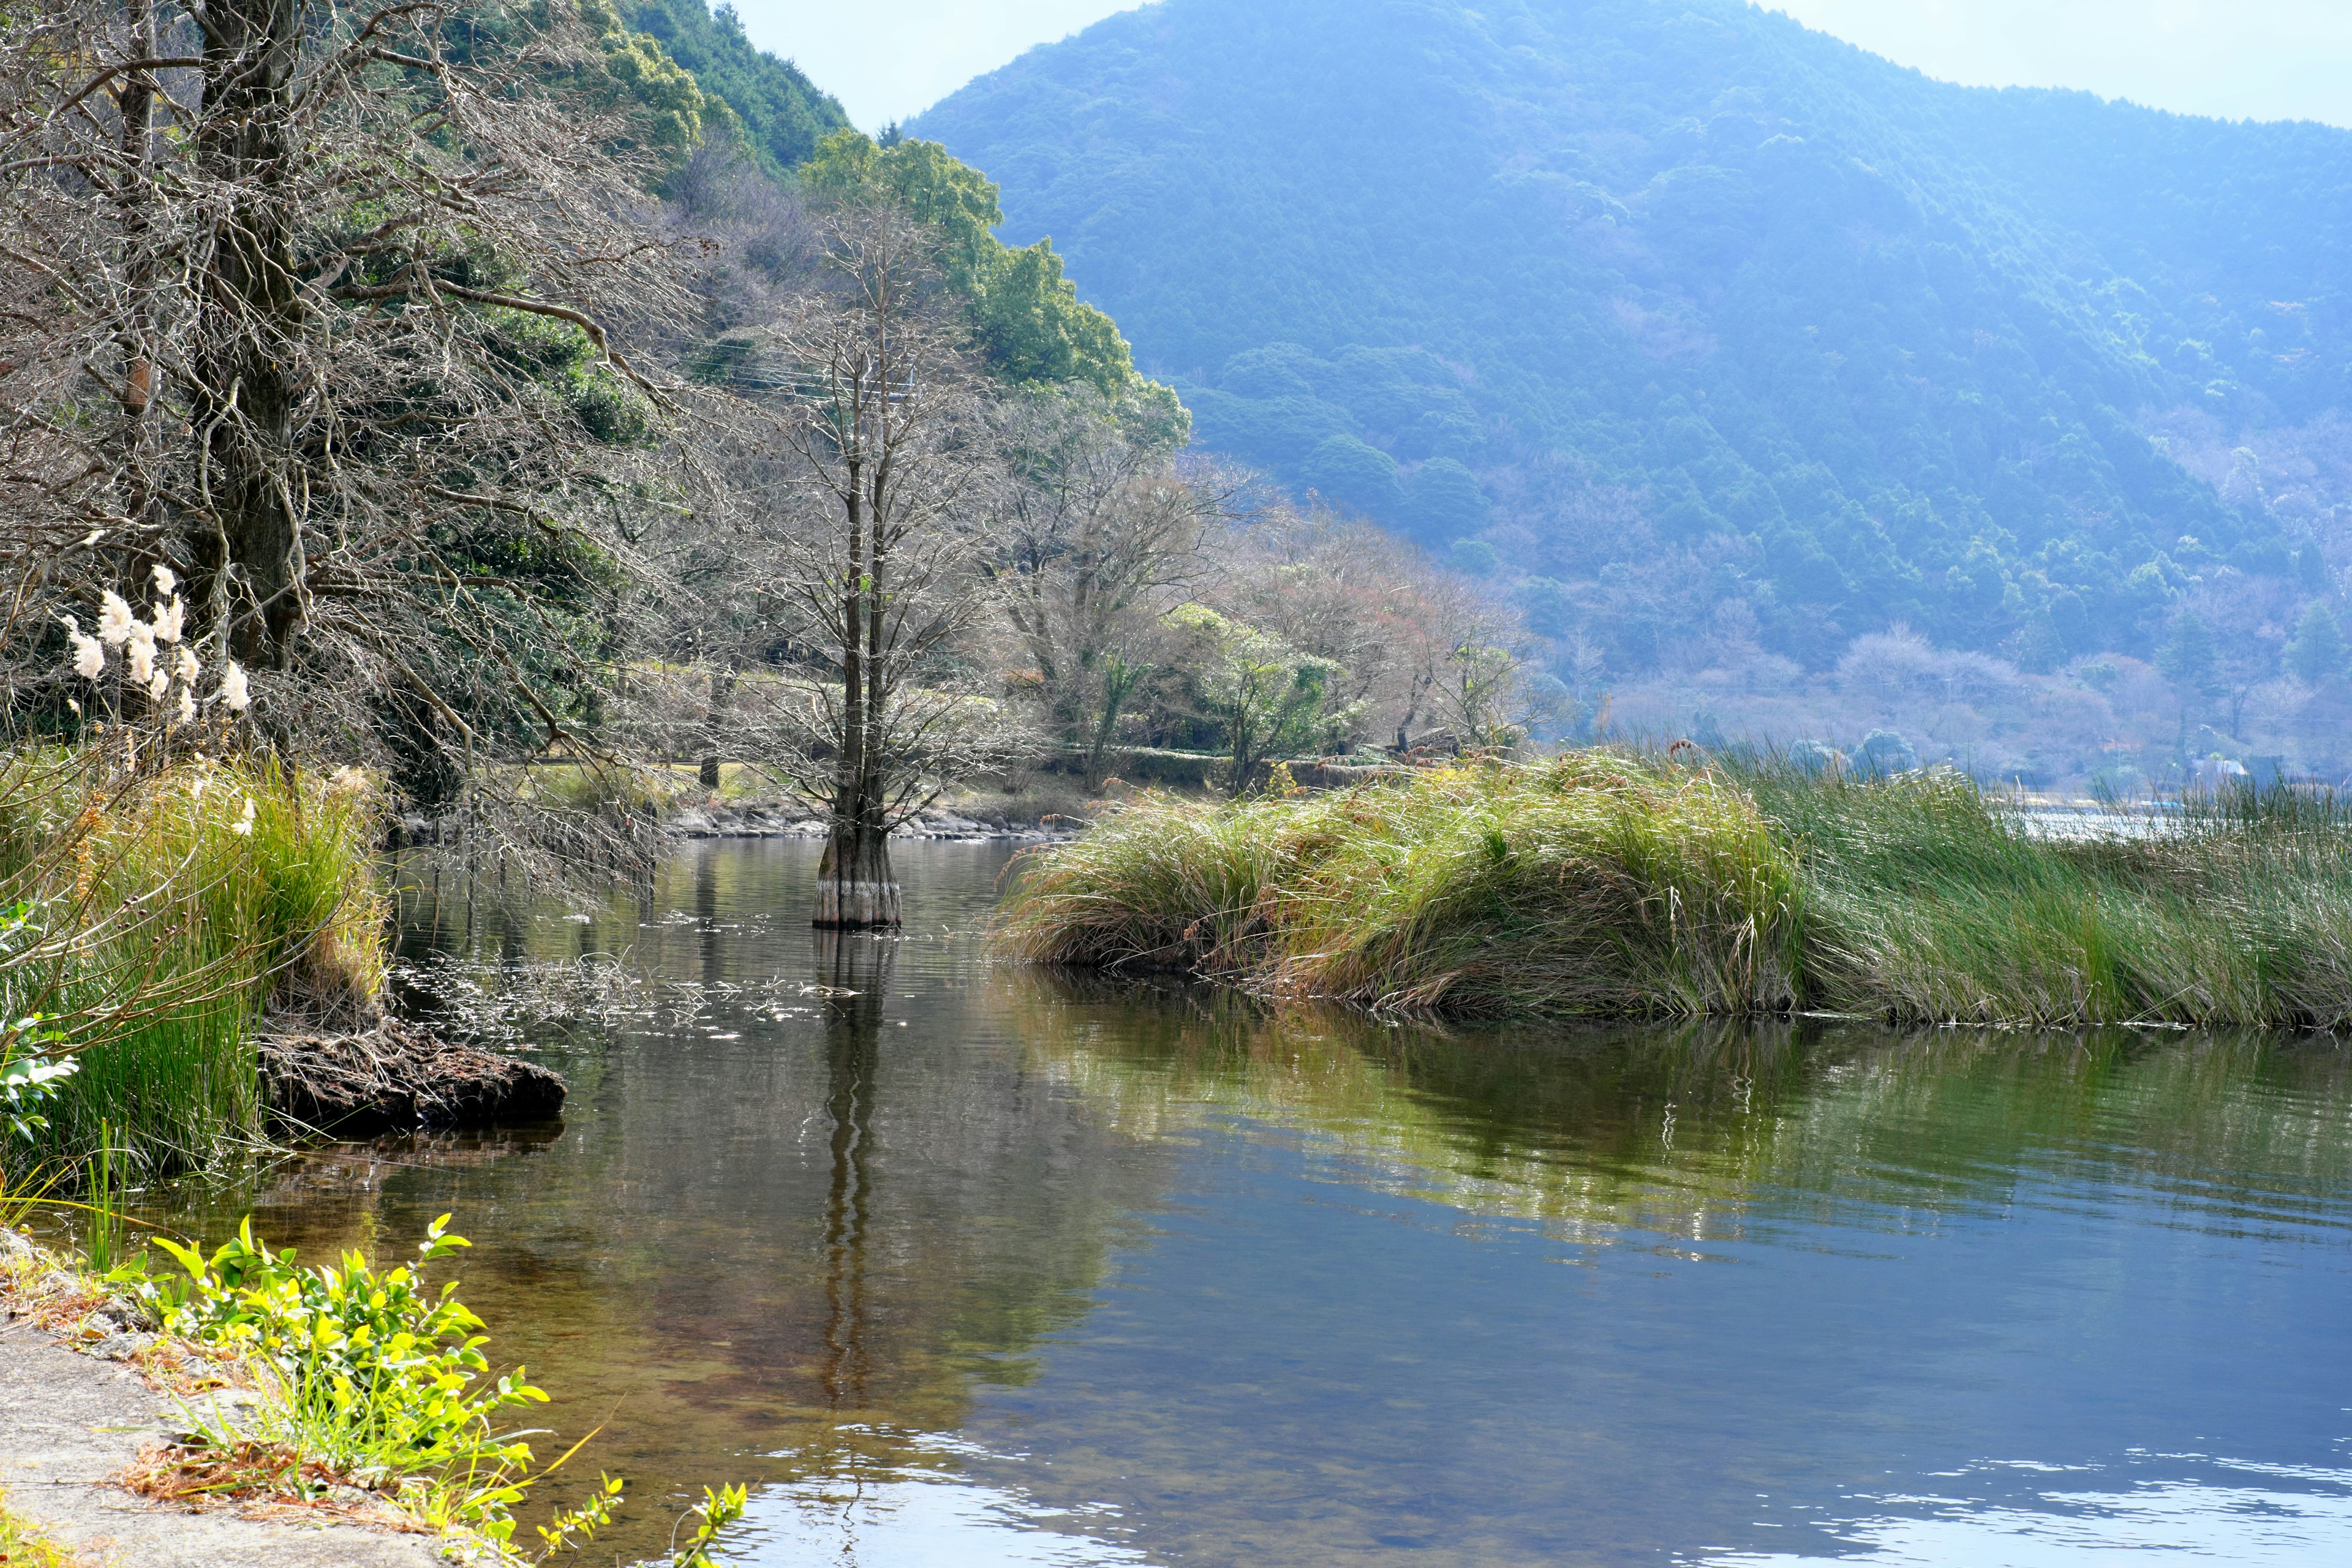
[997,752,2352,1028]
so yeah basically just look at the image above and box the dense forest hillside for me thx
[615,0,848,172]
[910,0,2352,677]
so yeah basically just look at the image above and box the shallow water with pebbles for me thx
[137,840,2352,1566]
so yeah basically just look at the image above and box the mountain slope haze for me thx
[912,0,2352,672]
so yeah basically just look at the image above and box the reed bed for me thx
[997,754,2352,1028]
[0,750,384,1174]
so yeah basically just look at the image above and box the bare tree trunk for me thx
[1082,655,1142,791]
[699,667,736,788]
[191,0,307,670]
[106,0,161,575]
[815,817,901,929]
[816,473,903,927]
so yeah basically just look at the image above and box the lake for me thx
[143,840,2352,1566]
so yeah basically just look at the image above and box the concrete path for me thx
[0,1317,444,1568]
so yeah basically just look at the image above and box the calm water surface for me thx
[143,842,2352,1566]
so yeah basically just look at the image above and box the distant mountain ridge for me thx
[910,0,2352,670]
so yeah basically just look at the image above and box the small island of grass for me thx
[996,753,2352,1029]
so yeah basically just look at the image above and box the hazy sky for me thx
[725,1,2352,132]
[1774,1,2352,129]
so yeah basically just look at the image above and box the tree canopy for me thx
[803,129,1157,402]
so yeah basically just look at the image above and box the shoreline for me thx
[0,1232,442,1568]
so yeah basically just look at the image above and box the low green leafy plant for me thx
[152,1215,548,1528]
[140,1214,750,1563]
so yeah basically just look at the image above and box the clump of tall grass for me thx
[0,748,385,1174]
[1000,754,1804,1017]
[1000,752,2352,1028]
[1732,761,2352,1027]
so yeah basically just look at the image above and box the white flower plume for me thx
[219,661,251,714]
[174,646,200,683]
[58,615,105,680]
[173,685,196,726]
[151,596,184,644]
[126,622,157,686]
[230,797,256,836]
[151,564,177,596]
[97,591,136,646]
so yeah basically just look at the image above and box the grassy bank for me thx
[995,753,2352,1028]
[0,750,385,1177]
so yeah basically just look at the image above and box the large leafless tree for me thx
[0,1,690,797]
[745,203,1003,927]
[984,391,1215,788]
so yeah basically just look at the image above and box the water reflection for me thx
[138,843,2352,1566]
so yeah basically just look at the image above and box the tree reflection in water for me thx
[818,931,886,1455]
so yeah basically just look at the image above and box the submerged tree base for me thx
[815,830,903,929]
[995,753,2352,1030]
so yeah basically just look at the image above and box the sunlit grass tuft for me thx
[1000,754,1803,1018]
[0,751,385,1175]
[1000,753,2352,1028]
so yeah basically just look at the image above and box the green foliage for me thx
[0,908,76,1144]
[578,0,722,159]
[1856,729,1919,776]
[153,1215,550,1525]
[976,238,1136,391]
[1448,539,1500,578]
[1004,751,2352,1028]
[914,0,2351,666]
[2156,611,2222,709]
[614,1,848,173]
[802,129,1154,398]
[0,755,386,1175]
[1300,434,1403,517]
[1165,603,1355,793]
[2286,603,2346,684]
[671,1483,750,1567]
[804,129,1005,287]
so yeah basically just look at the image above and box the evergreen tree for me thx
[2286,603,2348,685]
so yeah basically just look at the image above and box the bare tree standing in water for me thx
[752,204,998,928]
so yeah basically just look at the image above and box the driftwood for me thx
[258,1017,565,1139]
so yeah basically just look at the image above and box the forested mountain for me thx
[910,0,2352,674]
[613,1,848,174]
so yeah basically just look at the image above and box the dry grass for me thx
[118,1442,425,1533]
[998,752,2352,1027]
